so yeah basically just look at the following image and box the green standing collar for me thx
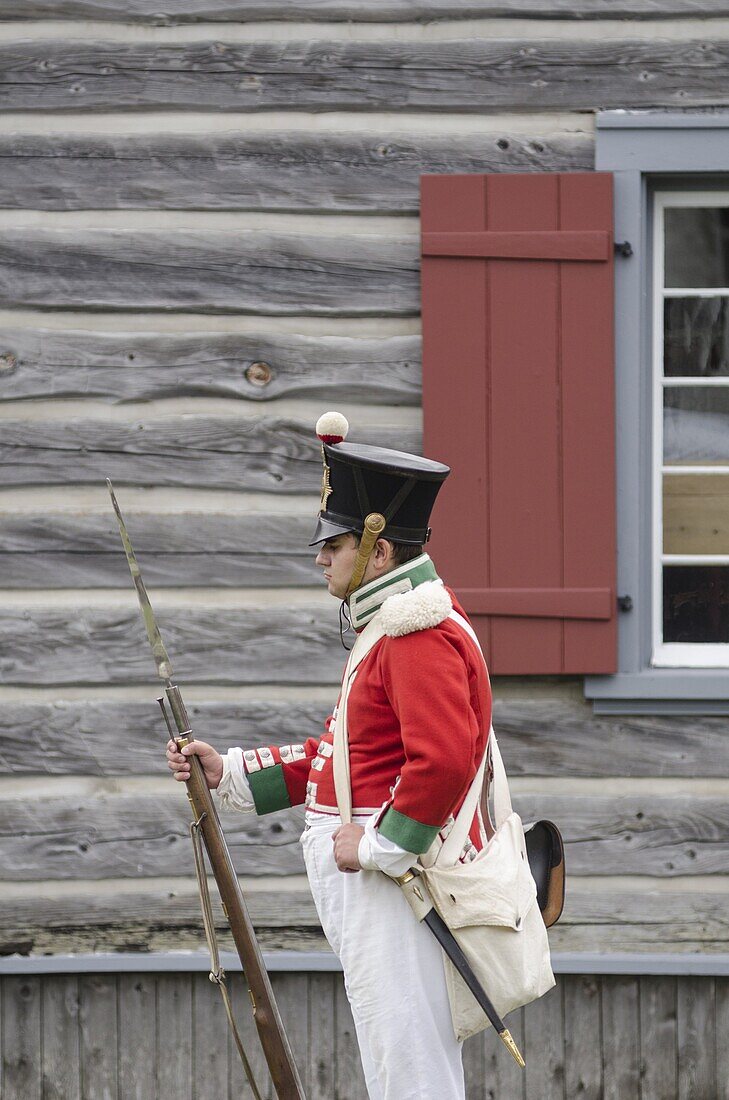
[348,553,440,631]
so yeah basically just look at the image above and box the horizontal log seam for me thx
[4,2,729,25]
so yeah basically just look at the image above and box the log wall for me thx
[2,4,729,1084]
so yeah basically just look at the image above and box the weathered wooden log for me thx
[0,700,330,776]
[2,790,727,879]
[0,329,421,404]
[2,1,729,21]
[1,880,728,956]
[3,39,729,113]
[4,697,729,777]
[0,604,346,686]
[0,418,419,491]
[0,795,307,881]
[0,133,593,213]
[0,229,418,315]
[0,512,321,588]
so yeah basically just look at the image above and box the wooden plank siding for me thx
[0,971,724,1100]
[5,39,729,114]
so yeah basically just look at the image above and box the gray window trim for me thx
[587,112,729,714]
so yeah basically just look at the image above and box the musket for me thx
[107,480,306,1100]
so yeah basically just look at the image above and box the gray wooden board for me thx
[0,513,322,589]
[156,974,193,1100]
[6,40,729,113]
[41,976,81,1100]
[0,417,418,491]
[601,976,640,1100]
[0,229,418,315]
[4,1,729,20]
[11,880,729,957]
[715,978,729,1100]
[1,977,41,1100]
[191,973,230,1100]
[486,1005,525,1099]
[273,973,309,1095]
[639,976,678,1100]
[4,697,729,777]
[333,977,367,1100]
[0,700,333,775]
[117,974,158,1100]
[0,133,592,213]
[2,790,729,882]
[0,328,421,404]
[523,983,564,1100]
[307,972,335,1100]
[563,975,602,1100]
[0,795,308,880]
[78,974,119,1100]
[0,605,347,686]
[677,975,716,1098]
[461,1030,484,1100]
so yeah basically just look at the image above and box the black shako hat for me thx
[309,411,450,546]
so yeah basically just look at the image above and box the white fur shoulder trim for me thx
[379,579,453,637]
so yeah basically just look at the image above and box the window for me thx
[588,112,729,712]
[655,193,729,667]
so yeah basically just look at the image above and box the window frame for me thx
[653,190,729,668]
[587,112,729,713]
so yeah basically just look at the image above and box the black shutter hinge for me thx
[618,595,633,612]
[614,241,633,258]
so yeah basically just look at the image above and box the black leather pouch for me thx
[524,819,565,928]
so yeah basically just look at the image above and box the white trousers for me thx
[301,815,465,1100]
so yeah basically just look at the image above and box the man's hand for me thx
[166,739,223,790]
[332,824,365,873]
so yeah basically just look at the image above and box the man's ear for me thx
[372,537,394,571]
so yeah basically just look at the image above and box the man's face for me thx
[314,533,359,599]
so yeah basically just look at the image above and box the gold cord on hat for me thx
[345,512,386,597]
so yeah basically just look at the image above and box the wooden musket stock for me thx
[167,684,307,1100]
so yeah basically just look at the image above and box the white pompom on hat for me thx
[316,411,349,445]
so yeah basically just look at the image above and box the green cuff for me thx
[247,764,291,815]
[378,807,441,854]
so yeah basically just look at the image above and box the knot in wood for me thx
[246,361,273,387]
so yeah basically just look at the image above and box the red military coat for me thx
[242,579,491,854]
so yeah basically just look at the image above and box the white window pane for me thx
[664,296,729,377]
[663,564,729,642]
[663,387,729,464]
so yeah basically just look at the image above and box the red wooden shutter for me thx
[421,172,616,674]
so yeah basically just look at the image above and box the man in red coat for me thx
[167,413,492,1100]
